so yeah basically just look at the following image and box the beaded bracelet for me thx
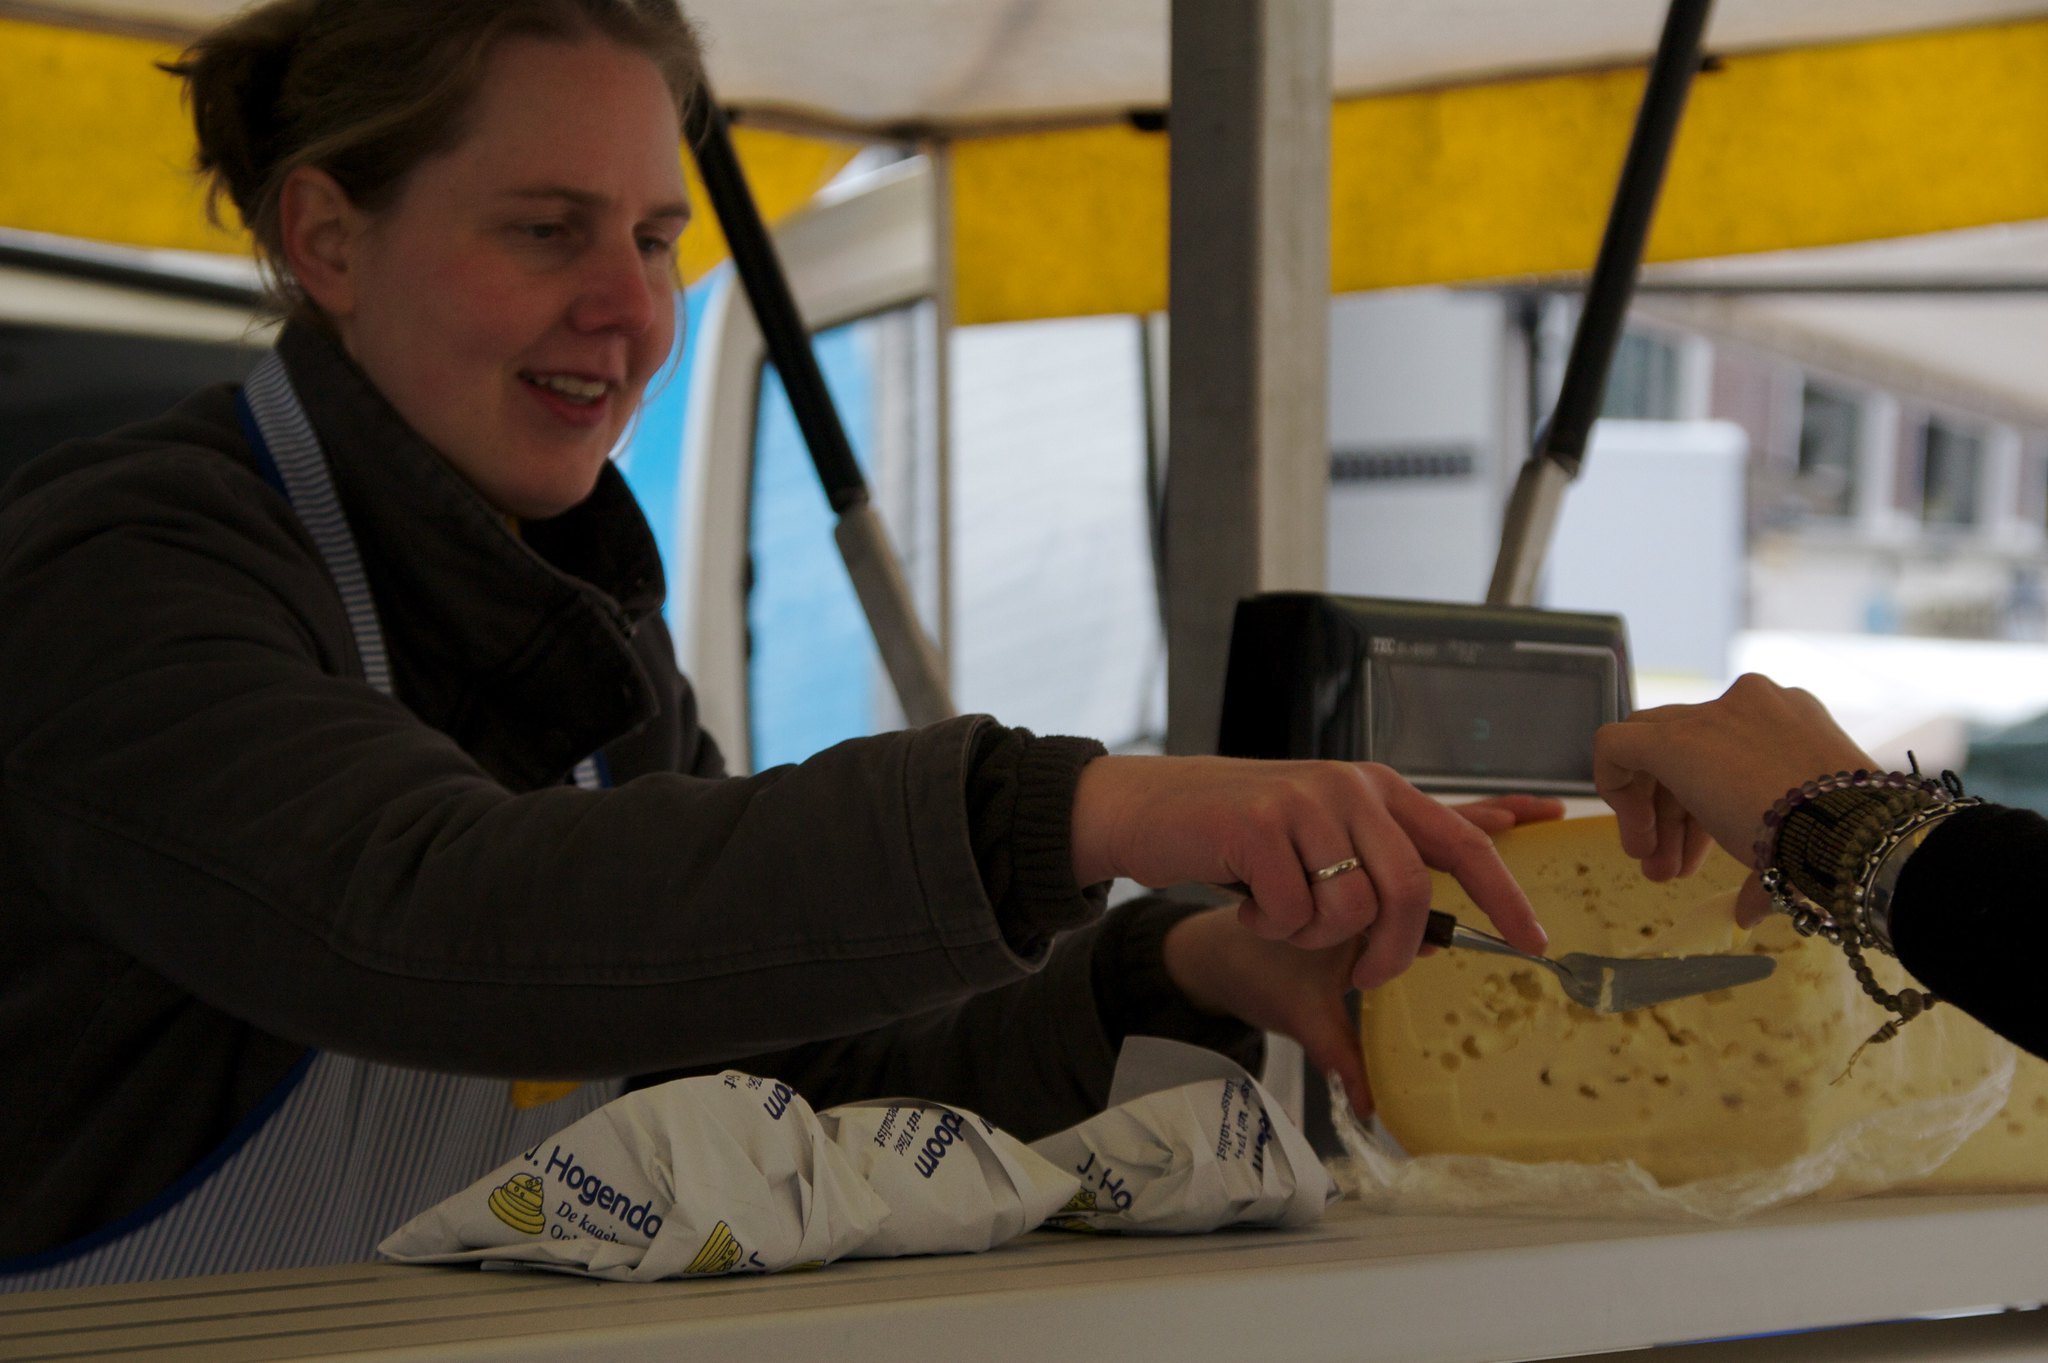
[1753,757,1979,1055]
[1750,765,1947,874]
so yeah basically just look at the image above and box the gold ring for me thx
[1309,856,1362,883]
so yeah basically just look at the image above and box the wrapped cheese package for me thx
[1345,815,2026,1219]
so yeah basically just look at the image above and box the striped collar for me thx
[261,321,664,790]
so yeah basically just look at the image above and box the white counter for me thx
[7,1193,2048,1362]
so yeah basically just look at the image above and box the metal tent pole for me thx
[1486,0,1716,607]
[1164,0,1332,758]
[684,94,956,728]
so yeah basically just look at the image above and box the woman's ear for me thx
[278,166,364,319]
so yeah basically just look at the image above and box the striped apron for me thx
[3,352,619,1290]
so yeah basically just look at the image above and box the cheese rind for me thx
[1361,816,2021,1188]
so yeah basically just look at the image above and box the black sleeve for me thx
[0,450,1068,1079]
[1888,804,2048,1059]
[633,896,1262,1141]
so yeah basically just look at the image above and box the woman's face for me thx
[333,34,689,520]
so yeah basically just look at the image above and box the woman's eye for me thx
[638,235,677,259]
[520,223,565,242]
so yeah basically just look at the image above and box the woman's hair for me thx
[164,0,706,310]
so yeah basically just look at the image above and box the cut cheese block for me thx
[1360,815,2020,1188]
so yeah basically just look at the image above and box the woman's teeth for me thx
[527,373,607,404]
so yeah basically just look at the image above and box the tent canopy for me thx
[19,0,2047,126]
[4,0,2047,323]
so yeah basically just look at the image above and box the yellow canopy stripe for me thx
[0,17,854,283]
[952,16,2048,324]
[6,16,2047,323]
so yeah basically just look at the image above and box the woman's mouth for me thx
[520,371,614,426]
[523,371,610,404]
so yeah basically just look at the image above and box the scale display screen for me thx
[1367,642,1614,788]
[1218,593,1632,794]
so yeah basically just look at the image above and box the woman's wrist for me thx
[1759,766,1980,955]
[1092,897,1261,1052]
[967,724,1109,956]
[1861,810,1966,950]
[1069,754,1141,887]
[1752,768,1945,875]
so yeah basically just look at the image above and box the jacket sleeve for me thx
[634,897,1265,1141]
[0,448,1101,1079]
[1889,804,2048,1059]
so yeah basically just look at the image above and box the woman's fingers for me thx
[1279,815,1384,950]
[1351,776,1546,988]
[1679,812,1716,878]
[1115,758,1557,991]
[1734,872,1775,928]
[1234,836,1317,940]
[1234,792,1365,942]
[1339,789,1432,979]
[1449,794,1567,832]
[1645,784,1693,882]
[1293,992,1373,1122]
[1595,731,1666,861]
[1287,856,1382,951]
[1158,906,1374,1120]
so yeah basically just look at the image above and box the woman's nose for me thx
[571,237,660,335]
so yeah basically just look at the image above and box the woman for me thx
[0,0,1555,1283]
[1597,673,2047,1059]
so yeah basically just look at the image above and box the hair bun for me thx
[166,0,320,230]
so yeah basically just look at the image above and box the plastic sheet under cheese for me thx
[1349,816,2029,1218]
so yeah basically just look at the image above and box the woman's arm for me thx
[0,449,1061,1078]
[1593,675,2048,1058]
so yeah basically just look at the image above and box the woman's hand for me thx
[1158,794,1564,1120]
[1593,673,1873,923]
[1072,757,1552,990]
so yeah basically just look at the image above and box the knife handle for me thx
[1216,888,1463,953]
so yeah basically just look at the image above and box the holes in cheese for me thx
[1361,815,2021,1188]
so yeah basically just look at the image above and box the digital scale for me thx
[1218,592,1633,794]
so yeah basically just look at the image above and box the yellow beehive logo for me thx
[487,1172,546,1235]
[684,1220,743,1275]
[1043,1187,1113,1234]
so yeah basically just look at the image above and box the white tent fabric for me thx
[1639,221,2048,423]
[28,0,2048,128]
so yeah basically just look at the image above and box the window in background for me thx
[949,316,1164,752]
[746,305,936,770]
[1919,414,1985,528]
[741,311,1163,767]
[1599,329,1681,420]
[1794,379,1861,520]
[614,289,704,642]
[2029,435,2048,535]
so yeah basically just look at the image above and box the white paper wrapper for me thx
[378,1071,886,1280]
[381,1041,1334,1279]
[1030,1036,1334,1233]
[821,1100,1080,1257]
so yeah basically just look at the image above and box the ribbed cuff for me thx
[965,725,1109,959]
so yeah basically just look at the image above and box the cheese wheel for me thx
[1361,815,2020,1187]
[1903,1050,2048,1191]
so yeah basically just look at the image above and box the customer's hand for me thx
[1594,673,1873,923]
[1157,794,1564,1119]
[1071,752,1555,991]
